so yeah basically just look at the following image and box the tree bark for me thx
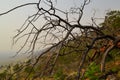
[101,45,114,72]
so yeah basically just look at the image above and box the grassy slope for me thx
[38,49,120,80]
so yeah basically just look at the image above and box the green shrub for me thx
[84,62,100,80]
[54,69,66,80]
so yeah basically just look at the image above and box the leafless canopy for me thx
[0,0,120,80]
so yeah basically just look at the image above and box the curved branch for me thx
[0,3,38,16]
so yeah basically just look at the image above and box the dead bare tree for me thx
[0,0,120,80]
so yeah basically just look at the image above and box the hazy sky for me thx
[0,0,120,54]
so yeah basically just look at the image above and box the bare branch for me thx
[0,3,38,16]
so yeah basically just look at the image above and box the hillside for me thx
[0,40,120,80]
